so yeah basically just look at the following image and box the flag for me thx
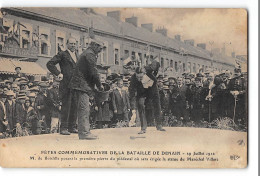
[153,55,160,63]
[122,56,132,64]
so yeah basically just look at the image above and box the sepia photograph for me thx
[0,7,248,168]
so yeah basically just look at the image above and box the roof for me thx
[0,58,47,76]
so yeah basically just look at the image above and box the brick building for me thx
[0,7,236,79]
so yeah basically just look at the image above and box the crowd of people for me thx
[0,37,247,139]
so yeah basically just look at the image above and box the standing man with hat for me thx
[14,66,27,80]
[0,91,7,133]
[5,90,16,134]
[69,39,104,140]
[47,37,79,135]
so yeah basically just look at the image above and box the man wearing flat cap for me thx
[47,37,79,135]
[69,39,104,140]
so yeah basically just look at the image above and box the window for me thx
[179,61,182,73]
[138,53,142,65]
[39,26,51,55]
[167,59,170,68]
[19,23,32,49]
[40,36,48,54]
[124,50,129,57]
[131,51,135,59]
[101,41,108,65]
[161,57,164,69]
[56,30,66,53]
[183,63,186,72]
[187,62,191,73]
[193,63,196,73]
[114,48,119,65]
[170,60,173,68]
[144,54,148,66]
[175,61,178,72]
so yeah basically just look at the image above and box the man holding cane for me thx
[46,37,78,135]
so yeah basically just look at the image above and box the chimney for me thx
[184,39,195,46]
[231,52,236,58]
[197,43,206,49]
[156,27,167,37]
[141,23,153,32]
[125,16,138,27]
[175,35,181,41]
[107,11,121,22]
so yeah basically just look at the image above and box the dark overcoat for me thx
[68,48,102,96]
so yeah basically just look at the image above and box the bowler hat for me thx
[15,66,21,70]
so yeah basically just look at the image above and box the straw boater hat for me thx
[30,86,40,92]
[163,85,169,90]
[6,90,15,96]
[38,82,49,88]
[12,83,18,89]
[28,92,36,98]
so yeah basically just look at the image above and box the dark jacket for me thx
[5,100,16,130]
[112,88,130,114]
[128,74,147,110]
[14,102,27,124]
[46,50,78,98]
[47,87,61,117]
[69,48,102,96]
[35,92,48,118]
[0,101,6,132]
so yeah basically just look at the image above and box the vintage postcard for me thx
[0,8,247,168]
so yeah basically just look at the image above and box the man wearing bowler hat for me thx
[47,37,79,135]
[69,39,104,140]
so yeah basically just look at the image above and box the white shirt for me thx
[116,87,122,97]
[67,49,77,63]
[8,100,13,106]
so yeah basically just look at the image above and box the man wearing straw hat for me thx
[69,39,104,140]
[5,90,16,134]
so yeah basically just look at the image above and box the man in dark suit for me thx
[46,37,79,135]
[112,78,131,124]
[0,91,7,133]
[69,39,104,140]
[169,77,189,123]
[5,90,16,135]
[13,67,28,81]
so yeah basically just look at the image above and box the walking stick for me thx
[208,101,211,124]
[233,96,237,122]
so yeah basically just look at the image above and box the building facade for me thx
[0,8,236,79]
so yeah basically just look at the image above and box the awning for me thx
[0,57,47,76]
